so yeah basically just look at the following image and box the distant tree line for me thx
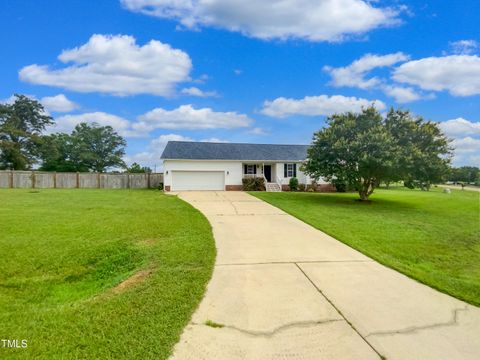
[0,94,150,173]
[448,166,480,186]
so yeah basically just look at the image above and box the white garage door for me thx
[172,171,225,191]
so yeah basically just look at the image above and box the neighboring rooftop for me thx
[161,141,309,161]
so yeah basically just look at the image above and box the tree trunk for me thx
[358,178,378,201]
[358,180,371,201]
[358,190,369,201]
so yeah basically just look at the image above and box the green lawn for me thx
[0,189,215,359]
[252,187,480,306]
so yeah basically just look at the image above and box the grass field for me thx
[252,187,480,306]
[0,189,216,359]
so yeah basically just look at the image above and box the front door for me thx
[264,165,272,182]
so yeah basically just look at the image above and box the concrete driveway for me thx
[170,191,480,360]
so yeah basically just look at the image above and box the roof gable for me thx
[161,141,309,161]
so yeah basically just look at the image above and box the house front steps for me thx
[266,182,282,192]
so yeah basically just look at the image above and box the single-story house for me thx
[160,141,334,192]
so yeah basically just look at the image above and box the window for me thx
[284,163,296,178]
[245,164,256,174]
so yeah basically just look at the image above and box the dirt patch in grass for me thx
[136,238,156,247]
[111,269,152,294]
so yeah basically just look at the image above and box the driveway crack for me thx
[366,306,469,337]
[295,263,386,359]
[192,318,343,338]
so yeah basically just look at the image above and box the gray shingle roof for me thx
[161,141,309,161]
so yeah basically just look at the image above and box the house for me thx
[160,141,334,192]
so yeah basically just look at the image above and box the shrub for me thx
[242,177,265,191]
[289,177,299,191]
[158,182,164,190]
[332,179,347,192]
[298,183,306,192]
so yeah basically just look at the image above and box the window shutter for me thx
[293,164,297,177]
[284,164,287,177]
[254,165,257,174]
[244,165,247,174]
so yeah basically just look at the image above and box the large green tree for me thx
[385,109,451,191]
[304,107,398,200]
[303,106,451,200]
[0,94,53,169]
[39,133,88,172]
[39,123,126,172]
[72,123,126,172]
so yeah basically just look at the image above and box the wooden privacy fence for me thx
[0,170,163,189]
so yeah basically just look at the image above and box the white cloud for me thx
[1,95,19,104]
[452,137,480,154]
[125,134,193,168]
[50,112,140,137]
[248,127,268,135]
[449,40,479,55]
[181,86,218,97]
[437,118,480,166]
[19,34,192,96]
[125,134,229,168]
[324,52,409,89]
[200,137,229,143]
[439,118,480,138]
[393,55,480,96]
[2,93,79,114]
[121,0,400,42]
[381,85,427,103]
[40,94,78,112]
[450,136,480,166]
[133,104,253,130]
[261,94,385,118]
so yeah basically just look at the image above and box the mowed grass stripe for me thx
[0,189,215,359]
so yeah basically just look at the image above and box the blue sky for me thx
[2,0,479,169]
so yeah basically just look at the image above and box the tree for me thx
[385,109,451,191]
[70,123,126,172]
[39,123,127,172]
[0,94,53,169]
[303,106,451,201]
[448,166,480,184]
[39,133,88,172]
[304,107,398,200]
[126,162,152,173]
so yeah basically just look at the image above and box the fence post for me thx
[97,172,101,188]
[76,172,80,188]
[53,172,57,189]
[127,173,130,189]
[147,172,151,188]
[32,171,36,189]
[10,170,14,188]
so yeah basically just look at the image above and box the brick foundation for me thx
[315,184,336,192]
[226,185,243,191]
[282,183,336,192]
